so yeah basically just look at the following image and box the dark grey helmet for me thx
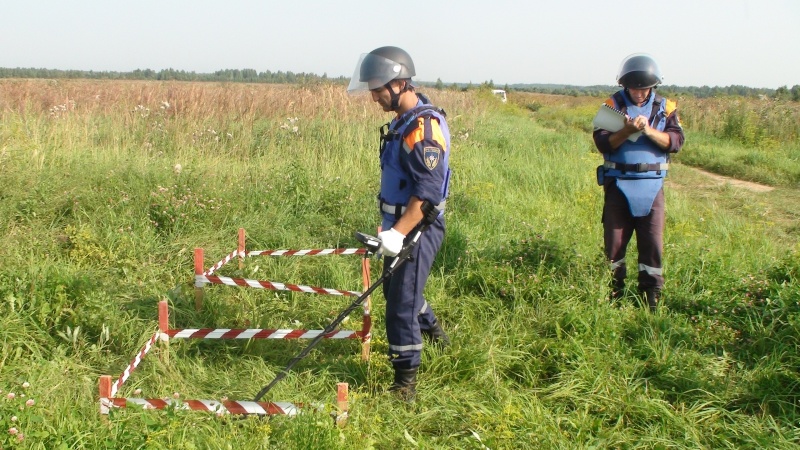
[347,46,416,92]
[617,53,663,89]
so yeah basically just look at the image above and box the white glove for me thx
[377,228,406,257]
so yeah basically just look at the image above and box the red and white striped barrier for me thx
[204,248,367,277]
[162,328,363,340]
[157,301,363,341]
[246,248,367,257]
[111,331,163,397]
[203,249,240,276]
[98,228,363,418]
[202,228,369,277]
[192,228,373,354]
[101,397,302,416]
[100,375,348,419]
[99,333,351,418]
[196,274,361,296]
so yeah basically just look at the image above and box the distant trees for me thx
[509,83,791,100]
[0,67,794,101]
[0,67,348,86]
[775,85,800,101]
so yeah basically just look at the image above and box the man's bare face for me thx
[628,87,651,106]
[369,86,392,112]
[370,82,399,112]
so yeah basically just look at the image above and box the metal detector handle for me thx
[418,200,439,227]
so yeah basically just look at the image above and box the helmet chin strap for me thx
[384,80,412,111]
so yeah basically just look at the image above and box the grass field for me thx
[1,79,799,449]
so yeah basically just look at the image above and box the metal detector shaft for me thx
[252,201,439,402]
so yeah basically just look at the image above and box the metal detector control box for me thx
[354,232,381,254]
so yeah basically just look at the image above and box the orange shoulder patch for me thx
[665,99,678,116]
[403,117,447,151]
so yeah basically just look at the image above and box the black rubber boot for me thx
[388,367,417,402]
[422,322,450,348]
[644,289,660,312]
[610,278,625,302]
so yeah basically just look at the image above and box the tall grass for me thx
[674,96,800,187]
[1,80,799,449]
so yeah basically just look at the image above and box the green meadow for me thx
[1,79,799,449]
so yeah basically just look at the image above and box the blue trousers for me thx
[382,216,444,369]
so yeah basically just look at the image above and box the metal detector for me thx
[252,200,440,402]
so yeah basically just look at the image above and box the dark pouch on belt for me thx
[596,165,605,186]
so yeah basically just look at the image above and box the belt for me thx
[381,202,406,216]
[379,199,446,216]
[604,161,669,173]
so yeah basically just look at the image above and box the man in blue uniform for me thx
[592,54,685,311]
[347,46,451,400]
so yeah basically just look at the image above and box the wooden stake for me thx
[99,375,112,417]
[194,248,204,311]
[238,228,245,270]
[361,256,372,362]
[158,300,170,365]
[335,382,349,427]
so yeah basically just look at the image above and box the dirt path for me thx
[681,166,774,192]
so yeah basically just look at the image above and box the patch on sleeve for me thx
[423,147,440,170]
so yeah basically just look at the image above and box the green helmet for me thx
[347,46,416,92]
[617,53,663,89]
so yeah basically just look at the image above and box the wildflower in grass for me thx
[21,383,29,389]
[134,389,142,396]
[280,117,300,134]
[6,393,15,400]
[25,399,34,407]
[8,427,18,435]
[134,104,150,117]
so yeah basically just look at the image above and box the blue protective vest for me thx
[378,96,451,228]
[602,90,669,217]
[603,90,669,180]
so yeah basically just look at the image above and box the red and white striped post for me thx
[335,382,348,427]
[194,248,204,311]
[238,228,245,270]
[99,375,112,417]
[361,256,372,361]
[158,300,170,364]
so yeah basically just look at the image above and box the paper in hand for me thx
[592,104,641,142]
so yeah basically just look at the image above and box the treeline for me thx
[430,79,800,101]
[506,83,800,101]
[2,67,798,101]
[0,67,347,85]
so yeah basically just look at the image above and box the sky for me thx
[2,0,798,89]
